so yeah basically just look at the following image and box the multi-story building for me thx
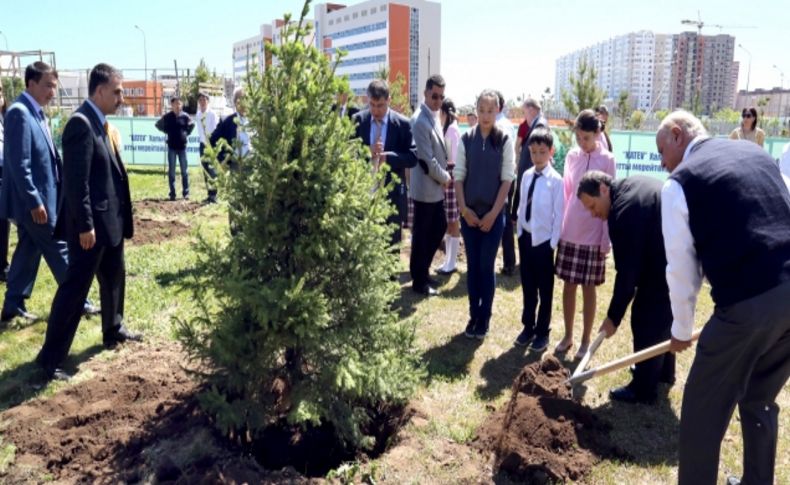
[736,87,790,118]
[313,0,441,109]
[556,31,737,115]
[232,19,319,86]
[122,80,163,116]
[671,32,735,114]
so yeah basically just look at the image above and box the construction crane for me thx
[681,11,756,35]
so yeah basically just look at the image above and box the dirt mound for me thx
[475,356,620,484]
[135,198,203,217]
[0,344,313,484]
[131,218,191,246]
[130,199,203,246]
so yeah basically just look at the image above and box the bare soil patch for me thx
[0,344,314,484]
[130,199,203,246]
[474,356,625,483]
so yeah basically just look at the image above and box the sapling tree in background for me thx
[178,0,422,450]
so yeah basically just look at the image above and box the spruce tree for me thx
[178,0,422,449]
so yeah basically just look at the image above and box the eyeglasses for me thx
[742,113,753,118]
[430,93,445,101]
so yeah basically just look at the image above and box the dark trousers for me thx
[461,212,505,325]
[518,232,554,339]
[3,218,68,314]
[167,148,189,198]
[38,238,126,371]
[0,167,9,273]
[629,288,675,397]
[199,143,217,200]
[501,189,516,269]
[410,200,446,288]
[678,281,790,485]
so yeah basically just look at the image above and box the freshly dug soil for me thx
[475,356,621,484]
[130,199,203,246]
[0,344,314,484]
[131,218,191,246]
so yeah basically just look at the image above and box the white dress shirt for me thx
[780,142,790,179]
[516,164,564,248]
[660,136,706,341]
[195,108,218,145]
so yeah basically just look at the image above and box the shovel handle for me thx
[566,329,702,386]
[571,330,607,378]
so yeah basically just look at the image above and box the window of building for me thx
[353,12,358,19]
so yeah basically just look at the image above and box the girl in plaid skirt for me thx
[555,110,616,359]
[438,98,462,274]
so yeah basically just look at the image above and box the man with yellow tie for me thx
[352,79,417,246]
[37,63,140,381]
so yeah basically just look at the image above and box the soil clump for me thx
[475,356,623,483]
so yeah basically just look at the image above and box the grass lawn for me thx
[0,165,788,484]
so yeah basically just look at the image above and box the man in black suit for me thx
[210,88,248,170]
[36,63,140,381]
[658,111,790,485]
[352,80,417,246]
[577,171,674,403]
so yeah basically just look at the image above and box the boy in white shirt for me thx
[514,127,564,351]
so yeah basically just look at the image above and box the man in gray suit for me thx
[410,75,451,296]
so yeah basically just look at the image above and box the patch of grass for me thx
[0,436,15,474]
[0,164,787,484]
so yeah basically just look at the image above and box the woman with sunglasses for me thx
[729,107,765,147]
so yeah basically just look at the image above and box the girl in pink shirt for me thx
[555,110,616,358]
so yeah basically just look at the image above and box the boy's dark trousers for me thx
[518,231,554,338]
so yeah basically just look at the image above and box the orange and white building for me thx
[314,0,440,108]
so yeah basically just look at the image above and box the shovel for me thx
[565,329,702,387]
[571,330,607,379]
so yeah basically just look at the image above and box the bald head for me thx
[656,110,708,173]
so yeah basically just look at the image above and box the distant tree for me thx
[560,58,604,118]
[712,107,740,124]
[1,77,24,101]
[627,109,646,130]
[186,58,222,113]
[616,91,631,129]
[654,109,670,122]
[756,96,771,119]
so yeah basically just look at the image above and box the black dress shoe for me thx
[103,327,143,348]
[609,386,656,404]
[412,284,439,297]
[1,309,40,323]
[427,277,441,287]
[435,267,457,276]
[37,359,73,382]
[501,266,516,276]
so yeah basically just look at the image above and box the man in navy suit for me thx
[37,63,139,380]
[352,79,417,246]
[0,62,99,323]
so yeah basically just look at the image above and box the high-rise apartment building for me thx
[670,33,736,113]
[232,20,316,86]
[313,0,441,108]
[556,31,737,115]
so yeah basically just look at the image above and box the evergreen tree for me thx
[561,58,604,118]
[178,0,422,449]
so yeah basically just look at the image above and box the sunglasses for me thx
[742,113,753,118]
[430,93,445,101]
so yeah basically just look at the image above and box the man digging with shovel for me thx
[577,171,675,404]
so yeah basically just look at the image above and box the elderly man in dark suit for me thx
[577,171,675,404]
[0,62,99,323]
[409,75,451,296]
[658,110,790,485]
[352,80,417,246]
[36,63,139,381]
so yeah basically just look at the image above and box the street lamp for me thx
[134,25,148,83]
[773,64,785,89]
[738,43,752,92]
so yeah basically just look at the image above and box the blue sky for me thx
[2,0,787,105]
